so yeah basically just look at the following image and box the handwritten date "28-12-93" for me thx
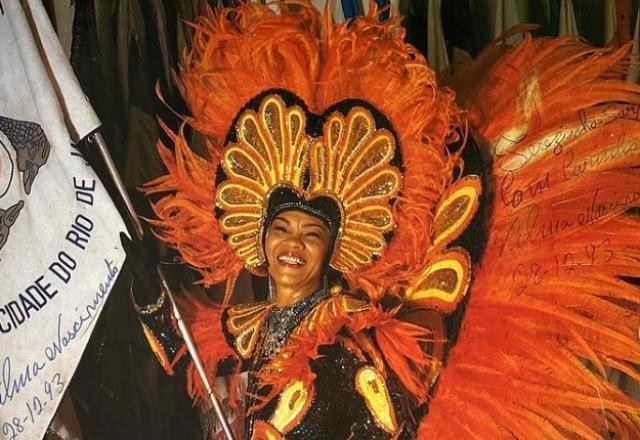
[1,372,65,440]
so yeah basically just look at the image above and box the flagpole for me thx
[158,267,237,440]
[88,132,144,240]
[87,131,237,440]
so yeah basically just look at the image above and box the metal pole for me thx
[158,267,237,440]
[89,132,144,239]
[89,130,236,440]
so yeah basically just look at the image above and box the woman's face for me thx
[264,209,331,299]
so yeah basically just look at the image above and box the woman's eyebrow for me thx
[273,216,291,225]
[302,222,328,232]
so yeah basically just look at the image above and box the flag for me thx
[0,1,126,439]
[427,0,449,72]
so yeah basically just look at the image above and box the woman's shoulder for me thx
[223,300,273,360]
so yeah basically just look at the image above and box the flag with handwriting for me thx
[0,1,126,439]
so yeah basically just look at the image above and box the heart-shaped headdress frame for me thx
[215,89,403,274]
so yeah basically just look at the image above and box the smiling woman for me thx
[264,210,330,307]
[125,1,640,439]
[134,88,431,438]
[128,2,465,438]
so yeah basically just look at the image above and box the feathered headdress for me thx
[143,1,479,308]
[143,3,640,437]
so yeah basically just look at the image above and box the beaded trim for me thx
[131,282,166,315]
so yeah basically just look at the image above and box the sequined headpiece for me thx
[145,2,479,303]
[215,90,401,273]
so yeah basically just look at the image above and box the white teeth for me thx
[278,255,305,265]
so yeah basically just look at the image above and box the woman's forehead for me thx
[273,209,329,229]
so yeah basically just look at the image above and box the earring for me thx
[268,276,275,302]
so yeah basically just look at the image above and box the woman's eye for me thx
[273,225,287,233]
[306,232,321,239]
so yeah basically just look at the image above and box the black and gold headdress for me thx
[145,2,474,305]
[216,91,402,274]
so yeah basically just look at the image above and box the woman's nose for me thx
[285,232,305,248]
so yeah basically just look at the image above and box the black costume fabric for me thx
[136,288,416,439]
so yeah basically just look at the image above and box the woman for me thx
[132,90,432,438]
[133,86,436,438]
[134,202,419,439]
[131,2,468,437]
[131,1,640,439]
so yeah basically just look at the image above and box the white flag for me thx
[0,1,126,439]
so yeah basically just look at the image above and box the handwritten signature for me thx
[511,239,615,295]
[562,131,638,181]
[0,259,118,407]
[492,104,639,173]
[495,188,640,257]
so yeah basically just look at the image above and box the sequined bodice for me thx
[261,290,327,357]
[245,288,329,435]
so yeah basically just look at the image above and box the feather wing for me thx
[421,35,640,438]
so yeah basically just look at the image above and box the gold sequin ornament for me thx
[307,107,401,272]
[268,380,314,434]
[354,366,398,433]
[217,95,311,268]
[216,94,402,274]
[226,302,273,359]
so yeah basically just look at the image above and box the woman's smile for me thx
[276,251,307,267]
[264,210,330,306]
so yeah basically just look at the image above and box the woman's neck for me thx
[274,282,322,307]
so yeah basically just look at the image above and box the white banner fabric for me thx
[19,0,100,142]
[0,1,126,439]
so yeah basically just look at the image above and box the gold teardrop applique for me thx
[354,366,398,434]
[432,175,481,250]
[226,302,272,359]
[405,248,471,313]
[268,380,314,434]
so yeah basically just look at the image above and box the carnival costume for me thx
[135,2,640,439]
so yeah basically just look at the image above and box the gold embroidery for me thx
[297,297,339,333]
[432,175,482,248]
[340,295,372,314]
[354,366,398,433]
[217,95,311,269]
[140,321,173,374]
[307,108,400,273]
[405,248,471,313]
[215,94,402,274]
[227,302,272,358]
[269,380,314,434]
